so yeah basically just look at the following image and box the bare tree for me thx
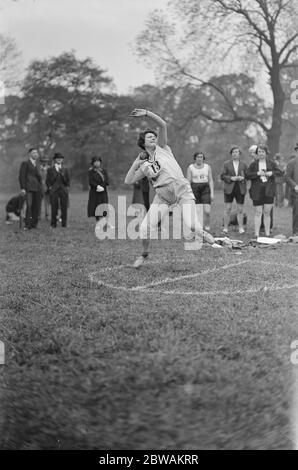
[135,0,298,154]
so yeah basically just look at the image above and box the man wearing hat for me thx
[285,143,298,235]
[19,148,42,229]
[39,155,51,220]
[46,152,70,228]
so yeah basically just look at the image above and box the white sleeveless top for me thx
[140,145,187,188]
[188,163,209,183]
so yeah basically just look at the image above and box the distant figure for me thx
[273,153,286,207]
[221,146,247,234]
[285,154,296,208]
[19,148,42,229]
[250,144,274,232]
[247,145,258,193]
[87,156,109,221]
[5,193,26,224]
[246,144,282,237]
[46,152,70,228]
[187,151,214,231]
[248,144,258,162]
[285,143,298,235]
[39,156,51,220]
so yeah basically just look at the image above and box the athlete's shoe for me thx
[133,254,148,269]
[212,243,223,249]
[202,230,215,245]
[239,227,245,234]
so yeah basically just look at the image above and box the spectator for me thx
[187,151,214,231]
[285,143,298,235]
[46,152,70,228]
[246,144,282,237]
[19,148,42,230]
[273,153,286,207]
[87,156,109,221]
[250,144,274,231]
[5,193,26,224]
[248,144,258,163]
[39,156,51,220]
[221,146,247,234]
[285,154,296,208]
[247,145,257,194]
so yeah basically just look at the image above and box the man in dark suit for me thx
[19,148,42,229]
[285,143,298,235]
[221,146,247,234]
[46,152,70,228]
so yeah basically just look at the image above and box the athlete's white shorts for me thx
[139,179,203,239]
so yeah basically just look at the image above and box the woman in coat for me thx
[87,157,109,220]
[246,145,282,237]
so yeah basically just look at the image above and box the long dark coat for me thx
[19,160,42,192]
[87,168,109,217]
[246,159,283,201]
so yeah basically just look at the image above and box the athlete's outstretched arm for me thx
[208,165,214,201]
[130,108,167,148]
[124,155,145,185]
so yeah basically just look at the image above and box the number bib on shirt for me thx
[198,173,208,183]
[143,160,162,180]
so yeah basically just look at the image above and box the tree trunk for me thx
[266,65,285,156]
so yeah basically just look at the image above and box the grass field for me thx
[0,189,297,450]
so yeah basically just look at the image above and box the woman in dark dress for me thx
[246,145,282,237]
[87,157,109,220]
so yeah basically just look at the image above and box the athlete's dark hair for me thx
[229,146,242,155]
[256,144,269,155]
[90,156,102,166]
[193,151,205,161]
[137,128,158,150]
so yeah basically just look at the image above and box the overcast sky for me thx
[0,0,169,93]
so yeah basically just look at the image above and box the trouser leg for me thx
[31,192,41,227]
[59,190,68,227]
[25,192,33,228]
[50,192,59,227]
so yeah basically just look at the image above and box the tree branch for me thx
[214,0,271,45]
[279,32,298,64]
[198,109,269,132]
[258,37,272,70]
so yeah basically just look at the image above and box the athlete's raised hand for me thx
[130,108,147,117]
